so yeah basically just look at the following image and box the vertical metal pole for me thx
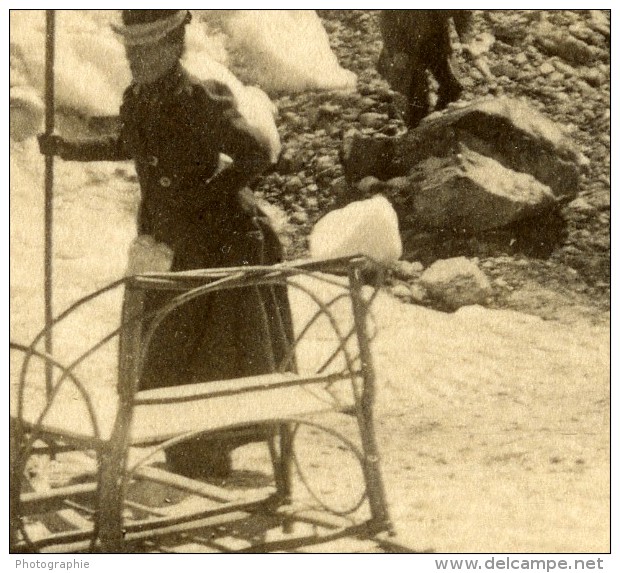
[44,10,55,396]
[278,423,294,534]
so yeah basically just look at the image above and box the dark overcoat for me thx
[60,67,293,460]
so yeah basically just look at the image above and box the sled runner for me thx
[10,257,413,553]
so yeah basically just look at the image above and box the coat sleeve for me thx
[58,91,133,162]
[59,132,132,162]
[196,80,272,188]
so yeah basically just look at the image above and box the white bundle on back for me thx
[309,195,403,263]
[183,36,281,164]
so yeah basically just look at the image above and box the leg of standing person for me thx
[379,10,429,129]
[429,17,463,111]
[405,54,431,129]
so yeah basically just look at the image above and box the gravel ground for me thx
[253,9,610,325]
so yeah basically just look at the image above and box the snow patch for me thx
[10,9,355,122]
[309,195,403,263]
[200,10,357,94]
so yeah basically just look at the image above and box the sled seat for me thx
[12,370,355,447]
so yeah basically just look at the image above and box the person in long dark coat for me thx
[38,9,293,479]
[377,10,473,128]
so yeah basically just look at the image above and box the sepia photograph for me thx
[8,3,612,561]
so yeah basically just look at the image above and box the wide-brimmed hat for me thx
[112,10,191,46]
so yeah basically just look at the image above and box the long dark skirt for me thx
[135,208,294,478]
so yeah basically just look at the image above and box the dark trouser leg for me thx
[429,28,463,110]
[406,63,430,129]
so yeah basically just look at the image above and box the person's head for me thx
[113,10,191,84]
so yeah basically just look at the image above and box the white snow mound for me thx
[309,195,403,263]
[10,11,130,116]
[199,10,357,94]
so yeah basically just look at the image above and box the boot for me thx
[165,425,274,480]
[166,438,232,480]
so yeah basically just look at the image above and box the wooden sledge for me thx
[10,257,414,553]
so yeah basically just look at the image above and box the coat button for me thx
[159,176,172,188]
[147,155,158,166]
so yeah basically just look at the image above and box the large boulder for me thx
[403,148,557,232]
[394,97,587,203]
[345,147,558,234]
[343,97,587,204]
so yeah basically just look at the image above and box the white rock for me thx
[394,260,424,278]
[513,52,528,65]
[568,198,595,213]
[419,257,492,310]
[391,283,414,300]
[357,176,381,194]
[539,62,555,75]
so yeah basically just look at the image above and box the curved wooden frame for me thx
[10,257,396,553]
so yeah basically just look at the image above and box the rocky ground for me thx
[253,9,610,325]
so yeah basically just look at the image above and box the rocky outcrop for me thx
[393,97,588,202]
[404,149,557,232]
[341,97,588,234]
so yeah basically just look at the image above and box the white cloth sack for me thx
[183,49,281,164]
[309,195,403,263]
